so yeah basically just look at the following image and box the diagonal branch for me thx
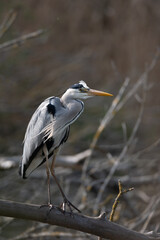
[0,9,17,39]
[93,76,147,213]
[0,199,158,240]
[109,180,134,222]
[0,29,45,52]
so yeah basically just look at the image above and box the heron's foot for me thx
[60,197,81,213]
[40,203,53,210]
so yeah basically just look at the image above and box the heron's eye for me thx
[80,87,89,93]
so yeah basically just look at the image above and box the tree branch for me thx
[0,199,158,240]
[109,180,134,221]
[0,9,17,39]
[0,29,45,52]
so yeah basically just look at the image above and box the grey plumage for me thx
[19,80,112,179]
[20,92,83,178]
[19,81,113,210]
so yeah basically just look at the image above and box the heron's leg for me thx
[43,145,52,207]
[50,150,81,213]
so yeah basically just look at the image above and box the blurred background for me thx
[0,0,160,155]
[0,1,160,239]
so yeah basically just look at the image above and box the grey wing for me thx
[20,97,57,178]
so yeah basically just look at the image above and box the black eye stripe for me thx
[70,83,83,89]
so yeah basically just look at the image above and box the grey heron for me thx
[19,81,113,211]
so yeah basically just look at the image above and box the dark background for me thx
[0,2,160,239]
[0,0,160,156]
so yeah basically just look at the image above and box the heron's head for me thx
[66,80,113,99]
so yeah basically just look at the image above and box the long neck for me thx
[60,91,73,107]
[60,92,84,124]
[61,90,82,106]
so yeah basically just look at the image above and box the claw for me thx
[40,203,53,210]
[61,197,81,213]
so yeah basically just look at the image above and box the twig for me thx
[141,197,160,233]
[93,77,146,213]
[128,196,160,231]
[132,137,160,160]
[90,77,130,151]
[75,49,160,206]
[0,149,91,170]
[12,231,85,240]
[75,77,130,205]
[82,76,130,178]
[84,173,160,197]
[109,180,134,222]
[119,174,160,187]
[115,48,160,113]
[0,9,17,39]
[141,211,155,234]
[0,199,157,240]
[91,47,160,157]
[0,29,45,52]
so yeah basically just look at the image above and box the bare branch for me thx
[0,199,158,240]
[116,48,160,112]
[109,180,134,222]
[0,149,91,170]
[90,77,130,151]
[0,9,17,39]
[0,29,45,52]
[93,78,146,213]
[129,196,160,231]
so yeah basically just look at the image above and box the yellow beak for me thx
[88,89,113,97]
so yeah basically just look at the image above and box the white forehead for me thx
[79,80,89,89]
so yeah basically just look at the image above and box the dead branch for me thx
[128,196,160,231]
[76,77,130,207]
[0,199,158,240]
[0,9,17,39]
[0,149,91,170]
[119,174,160,187]
[0,9,45,53]
[0,29,45,52]
[77,49,159,207]
[57,149,91,168]
[93,78,146,213]
[132,137,160,161]
[115,48,160,112]
[90,77,130,150]
[12,231,85,240]
[109,180,134,221]
[80,48,160,189]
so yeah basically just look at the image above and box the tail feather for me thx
[19,161,27,179]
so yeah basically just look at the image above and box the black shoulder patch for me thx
[70,83,83,89]
[47,104,56,116]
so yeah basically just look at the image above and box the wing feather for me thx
[20,96,83,178]
[20,97,57,177]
